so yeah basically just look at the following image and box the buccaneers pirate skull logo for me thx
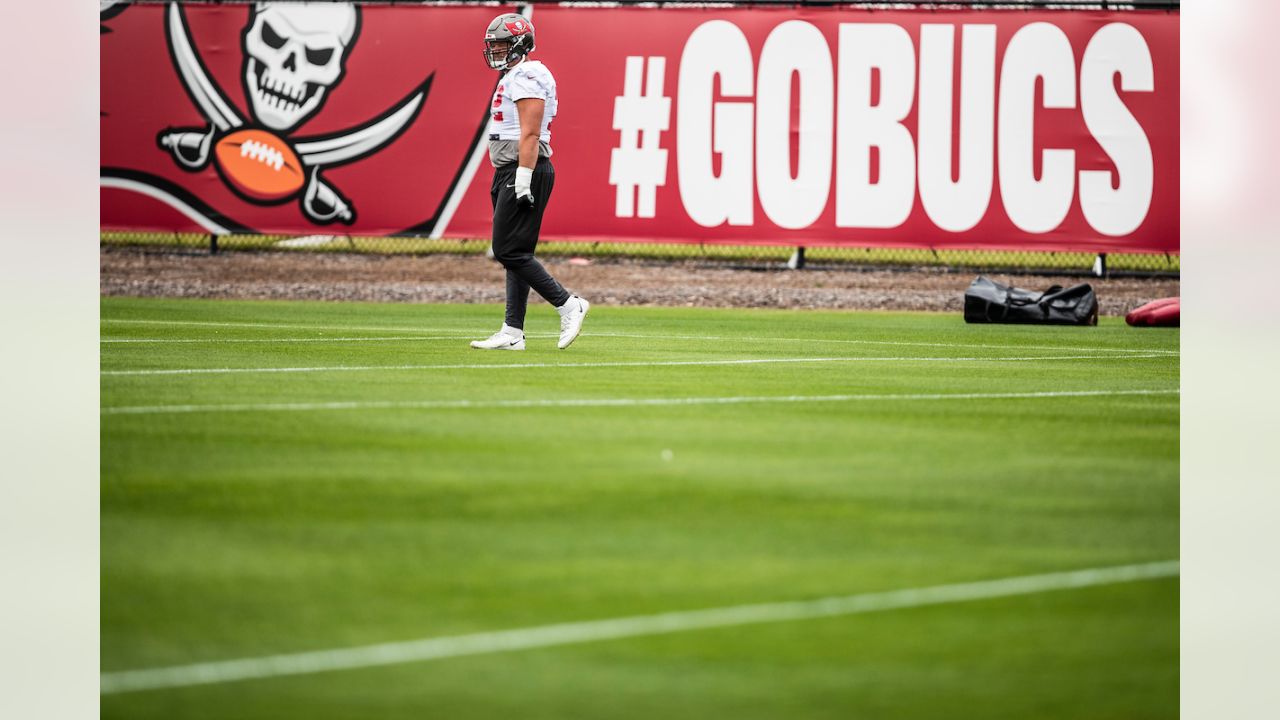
[156,2,431,224]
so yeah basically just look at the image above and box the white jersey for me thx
[489,59,557,145]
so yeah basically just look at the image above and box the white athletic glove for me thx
[514,166,535,209]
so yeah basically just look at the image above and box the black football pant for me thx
[490,158,569,330]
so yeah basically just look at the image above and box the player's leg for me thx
[471,164,527,350]
[491,160,569,306]
[490,160,590,348]
[505,270,530,330]
[530,162,588,348]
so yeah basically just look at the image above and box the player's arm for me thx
[514,97,544,208]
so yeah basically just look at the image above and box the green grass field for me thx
[101,296,1179,719]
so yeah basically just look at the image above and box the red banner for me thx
[101,3,1179,254]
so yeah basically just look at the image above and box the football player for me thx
[471,13,590,351]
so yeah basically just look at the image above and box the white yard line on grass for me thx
[101,388,1178,416]
[100,559,1179,695]
[102,336,498,344]
[590,332,1181,355]
[100,353,1172,378]
[100,319,1177,355]
[101,318,486,334]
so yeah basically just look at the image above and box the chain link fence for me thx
[101,231,1179,277]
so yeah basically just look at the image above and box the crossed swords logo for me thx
[155,3,429,225]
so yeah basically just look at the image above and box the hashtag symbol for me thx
[609,56,671,219]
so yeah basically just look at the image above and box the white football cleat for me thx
[470,324,525,350]
[556,295,590,349]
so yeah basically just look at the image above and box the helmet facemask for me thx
[482,39,512,70]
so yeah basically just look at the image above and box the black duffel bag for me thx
[964,276,1098,326]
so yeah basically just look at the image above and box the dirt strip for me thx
[101,246,1178,316]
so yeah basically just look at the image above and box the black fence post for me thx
[787,246,806,270]
[210,234,219,256]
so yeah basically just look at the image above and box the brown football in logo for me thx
[215,129,304,201]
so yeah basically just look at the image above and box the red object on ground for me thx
[1126,297,1180,327]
